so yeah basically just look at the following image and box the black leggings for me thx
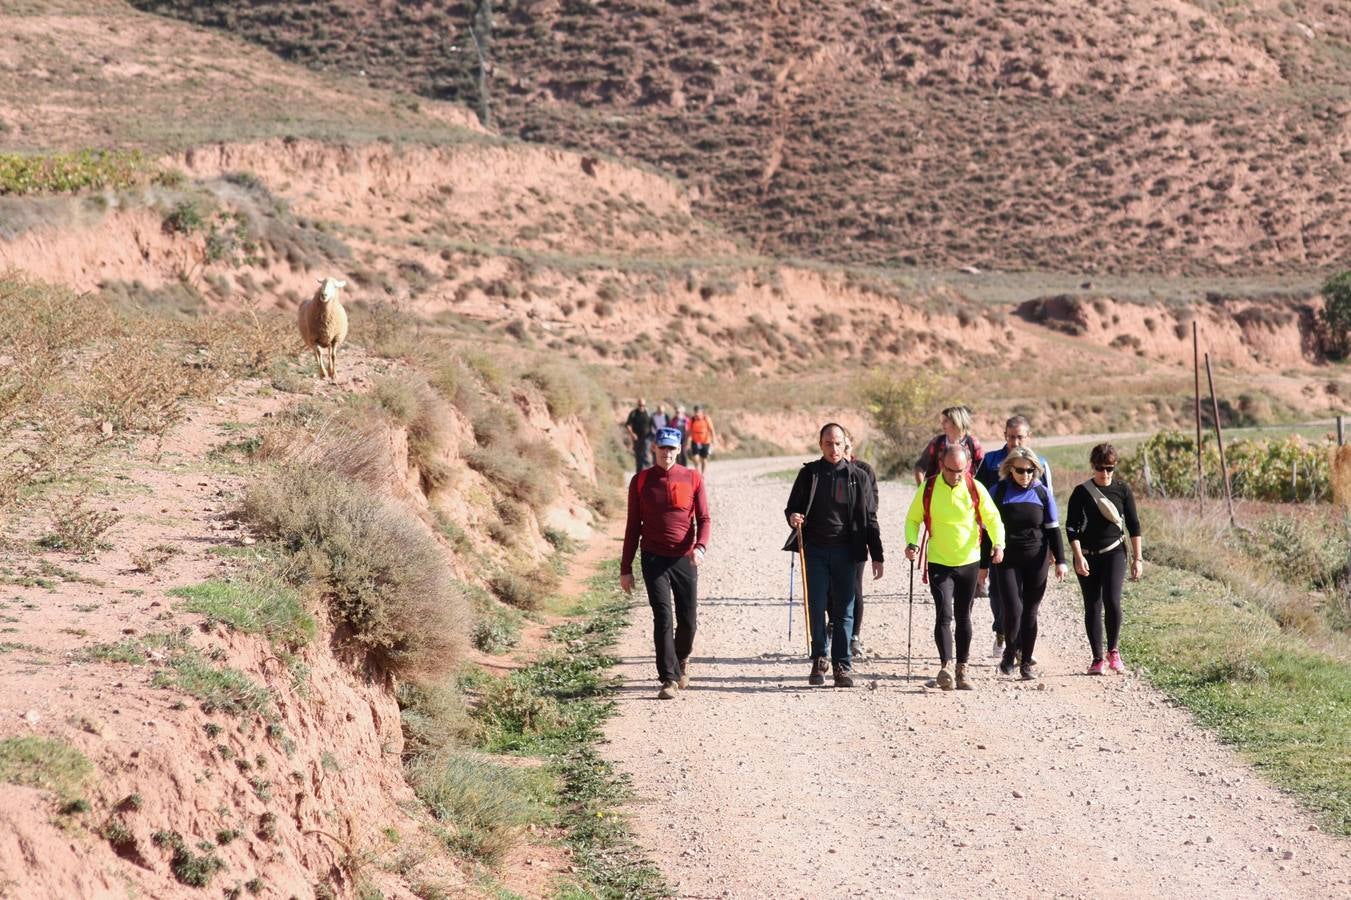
[641,552,697,683]
[1076,547,1125,662]
[928,561,979,663]
[994,545,1049,666]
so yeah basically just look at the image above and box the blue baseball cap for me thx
[655,427,682,449]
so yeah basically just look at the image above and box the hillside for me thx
[127,0,1351,276]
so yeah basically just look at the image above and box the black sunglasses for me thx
[1094,464,1116,472]
[1011,466,1036,475]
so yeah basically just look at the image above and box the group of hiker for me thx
[621,404,1143,700]
[624,398,717,475]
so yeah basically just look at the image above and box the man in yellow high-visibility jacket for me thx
[905,444,1005,691]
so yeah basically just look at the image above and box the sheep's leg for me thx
[311,344,325,379]
[328,341,338,381]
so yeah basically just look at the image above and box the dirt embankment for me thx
[0,344,601,897]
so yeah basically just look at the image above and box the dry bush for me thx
[80,335,227,445]
[258,403,397,489]
[239,466,468,677]
[38,493,123,556]
[489,563,561,612]
[370,376,457,496]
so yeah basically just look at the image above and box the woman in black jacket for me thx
[1065,443,1143,675]
[991,447,1067,680]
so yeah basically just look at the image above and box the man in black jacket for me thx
[784,423,884,687]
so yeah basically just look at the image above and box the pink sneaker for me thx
[1107,649,1126,673]
[1087,659,1107,676]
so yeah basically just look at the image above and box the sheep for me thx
[298,277,349,381]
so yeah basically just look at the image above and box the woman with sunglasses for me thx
[991,447,1067,680]
[1066,443,1143,675]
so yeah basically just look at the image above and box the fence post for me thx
[1193,321,1205,513]
[1204,353,1236,527]
[1338,414,1345,446]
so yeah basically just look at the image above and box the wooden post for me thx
[1193,321,1205,513]
[1204,353,1236,527]
[1338,414,1345,446]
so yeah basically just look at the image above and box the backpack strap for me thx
[922,474,938,537]
[964,471,984,533]
[634,466,652,497]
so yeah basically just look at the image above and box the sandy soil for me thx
[603,456,1351,899]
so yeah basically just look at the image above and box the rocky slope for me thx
[127,0,1351,275]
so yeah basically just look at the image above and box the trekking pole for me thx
[795,524,812,653]
[906,557,915,682]
[787,552,796,641]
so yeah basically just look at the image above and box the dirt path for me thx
[603,456,1351,899]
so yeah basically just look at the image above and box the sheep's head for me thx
[316,277,348,303]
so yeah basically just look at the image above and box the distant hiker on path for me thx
[687,405,716,474]
[784,424,884,688]
[625,398,652,475]
[905,444,1004,691]
[670,404,691,466]
[621,427,712,700]
[975,415,1053,658]
[1066,443,1143,676]
[990,447,1067,681]
[913,405,984,485]
[650,403,669,438]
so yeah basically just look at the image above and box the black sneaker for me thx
[998,657,1015,677]
[808,657,828,686]
[1019,664,1037,681]
[832,664,854,688]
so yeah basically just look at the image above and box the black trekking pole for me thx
[906,557,916,682]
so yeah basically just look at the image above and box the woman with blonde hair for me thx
[990,447,1067,679]
[912,405,984,485]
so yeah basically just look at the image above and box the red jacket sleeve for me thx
[620,475,642,576]
[693,470,711,552]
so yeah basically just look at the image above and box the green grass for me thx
[1127,564,1351,835]
[0,736,93,803]
[170,578,315,649]
[148,648,275,720]
[408,752,547,866]
[465,561,668,897]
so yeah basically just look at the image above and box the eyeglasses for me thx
[1011,466,1036,475]
[1094,465,1116,472]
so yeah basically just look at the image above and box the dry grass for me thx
[240,466,469,677]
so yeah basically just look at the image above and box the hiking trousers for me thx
[641,551,697,684]
[632,438,651,475]
[928,561,979,663]
[994,544,1050,666]
[826,560,867,639]
[804,543,855,668]
[1077,546,1125,662]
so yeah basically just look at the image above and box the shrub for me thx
[1122,431,1330,502]
[39,493,122,555]
[856,370,945,478]
[1319,271,1351,359]
[239,466,468,676]
[406,752,537,866]
[0,150,148,195]
[489,563,560,611]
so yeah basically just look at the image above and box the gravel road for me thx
[603,456,1351,899]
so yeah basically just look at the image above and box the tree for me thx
[856,370,945,478]
[1320,270,1351,360]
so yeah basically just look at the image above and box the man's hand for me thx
[620,573,634,594]
[692,548,705,568]
[788,512,805,529]
[1074,554,1090,577]
[991,547,1004,566]
[905,544,918,562]
[1054,562,1069,582]
[871,560,884,580]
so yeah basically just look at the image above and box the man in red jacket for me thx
[621,427,712,700]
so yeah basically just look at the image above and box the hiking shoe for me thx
[935,662,954,691]
[1107,649,1126,673]
[1019,664,1037,681]
[832,664,855,688]
[1087,659,1107,676]
[808,657,829,686]
[955,663,974,691]
[998,657,1015,677]
[657,681,678,700]
[991,633,1004,658]
[677,658,690,690]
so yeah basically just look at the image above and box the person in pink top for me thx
[621,427,712,700]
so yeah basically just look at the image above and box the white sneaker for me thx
[991,634,1004,658]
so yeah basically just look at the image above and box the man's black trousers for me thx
[641,551,697,684]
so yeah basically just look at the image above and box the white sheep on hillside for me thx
[299,277,349,381]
